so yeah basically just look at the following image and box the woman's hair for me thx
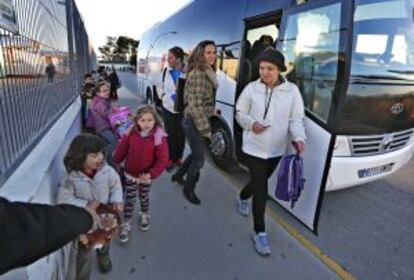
[128,105,163,136]
[187,40,217,72]
[63,133,107,173]
[96,80,108,93]
[169,46,185,62]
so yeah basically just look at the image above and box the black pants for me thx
[240,154,281,233]
[174,116,205,190]
[162,107,185,162]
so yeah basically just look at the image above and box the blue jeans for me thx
[99,128,118,166]
[175,116,205,190]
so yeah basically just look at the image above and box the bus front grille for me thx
[349,129,414,156]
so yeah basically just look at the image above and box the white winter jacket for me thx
[57,164,123,208]
[159,67,182,113]
[236,78,306,159]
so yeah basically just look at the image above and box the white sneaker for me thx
[252,232,271,256]
[118,222,131,243]
[140,213,150,232]
[236,197,250,217]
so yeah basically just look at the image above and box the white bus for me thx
[137,0,414,230]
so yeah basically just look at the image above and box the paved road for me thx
[99,72,414,280]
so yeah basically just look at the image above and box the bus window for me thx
[280,3,342,122]
[221,45,240,81]
[245,24,279,82]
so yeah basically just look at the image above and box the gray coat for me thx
[57,164,123,208]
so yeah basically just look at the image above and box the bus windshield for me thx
[351,0,414,80]
[339,0,414,135]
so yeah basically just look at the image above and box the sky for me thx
[74,0,191,56]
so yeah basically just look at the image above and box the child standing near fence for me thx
[88,81,118,166]
[113,105,169,243]
[57,133,123,278]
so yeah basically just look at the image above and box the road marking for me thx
[265,207,356,280]
[215,165,357,280]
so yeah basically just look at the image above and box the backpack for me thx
[275,153,305,209]
[162,67,186,112]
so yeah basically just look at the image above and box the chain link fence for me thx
[0,0,95,186]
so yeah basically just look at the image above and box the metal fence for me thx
[0,0,95,186]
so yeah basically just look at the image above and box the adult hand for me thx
[86,200,100,212]
[293,141,305,155]
[252,122,266,134]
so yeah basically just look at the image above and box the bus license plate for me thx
[357,163,394,179]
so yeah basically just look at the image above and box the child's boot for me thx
[96,245,112,273]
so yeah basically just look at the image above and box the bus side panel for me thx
[215,70,237,134]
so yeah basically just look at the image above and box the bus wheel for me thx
[146,88,153,105]
[210,122,235,171]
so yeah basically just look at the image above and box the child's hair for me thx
[63,133,107,173]
[128,105,163,136]
[96,80,109,93]
[84,73,92,79]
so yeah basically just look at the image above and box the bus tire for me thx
[210,121,235,171]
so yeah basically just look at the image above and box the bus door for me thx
[235,11,283,164]
[267,0,346,233]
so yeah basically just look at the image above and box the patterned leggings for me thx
[122,174,151,221]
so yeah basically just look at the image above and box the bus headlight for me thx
[333,136,351,157]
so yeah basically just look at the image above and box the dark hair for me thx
[63,134,107,173]
[187,40,217,72]
[96,80,109,93]
[169,46,185,62]
[128,105,163,136]
[84,73,92,79]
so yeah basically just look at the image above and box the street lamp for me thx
[145,31,177,62]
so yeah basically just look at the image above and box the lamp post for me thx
[145,31,177,62]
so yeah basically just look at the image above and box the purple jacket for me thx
[90,96,111,132]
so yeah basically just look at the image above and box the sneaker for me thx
[118,222,131,243]
[140,213,150,231]
[236,197,250,217]
[252,232,271,256]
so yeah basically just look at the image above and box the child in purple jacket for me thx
[89,81,118,166]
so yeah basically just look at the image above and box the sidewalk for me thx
[91,74,339,280]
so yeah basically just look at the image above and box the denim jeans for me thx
[175,116,205,190]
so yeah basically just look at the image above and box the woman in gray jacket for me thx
[235,48,306,256]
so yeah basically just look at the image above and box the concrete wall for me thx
[0,98,82,280]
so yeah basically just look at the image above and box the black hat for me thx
[257,47,287,72]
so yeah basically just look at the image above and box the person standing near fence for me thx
[89,81,118,166]
[171,40,218,205]
[235,47,306,256]
[160,46,186,171]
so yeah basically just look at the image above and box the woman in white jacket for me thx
[160,46,186,171]
[235,47,306,256]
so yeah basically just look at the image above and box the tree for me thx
[98,36,139,62]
